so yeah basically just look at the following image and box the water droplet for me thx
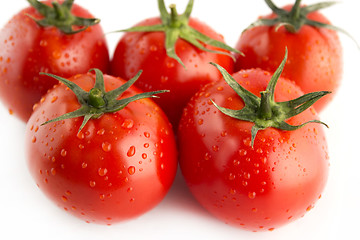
[229,188,236,195]
[144,143,149,148]
[51,96,58,103]
[243,172,251,179]
[128,166,135,175]
[204,152,211,161]
[238,149,247,156]
[160,75,168,83]
[98,168,108,176]
[60,149,67,157]
[166,61,175,68]
[39,40,48,47]
[142,153,147,159]
[89,181,96,187]
[127,146,135,157]
[150,45,158,52]
[160,163,165,170]
[248,192,256,199]
[121,119,134,129]
[82,162,87,168]
[77,131,85,139]
[243,138,251,147]
[144,132,150,138]
[52,50,61,59]
[97,128,105,135]
[306,205,313,211]
[228,173,236,181]
[102,142,112,152]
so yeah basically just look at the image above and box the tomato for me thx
[178,53,330,231]
[25,69,177,224]
[110,0,238,128]
[0,0,109,122]
[234,0,343,112]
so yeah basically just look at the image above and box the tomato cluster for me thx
[0,0,351,232]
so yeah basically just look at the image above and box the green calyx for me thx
[40,69,168,133]
[211,48,330,147]
[27,0,100,34]
[117,0,242,68]
[244,0,358,45]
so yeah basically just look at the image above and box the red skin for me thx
[178,68,329,231]
[0,1,110,121]
[111,17,234,128]
[25,73,177,224]
[234,5,342,112]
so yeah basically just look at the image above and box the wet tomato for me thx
[25,69,177,224]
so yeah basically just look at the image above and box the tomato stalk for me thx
[26,0,100,34]
[40,69,168,132]
[211,48,330,147]
[114,0,241,68]
[245,0,358,47]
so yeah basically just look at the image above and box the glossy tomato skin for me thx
[178,69,329,231]
[0,1,110,122]
[234,6,342,112]
[25,73,177,224]
[111,17,234,128]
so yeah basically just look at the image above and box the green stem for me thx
[88,88,106,108]
[52,1,65,20]
[258,91,273,120]
[291,0,303,20]
[169,4,181,28]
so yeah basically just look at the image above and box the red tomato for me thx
[110,1,235,129]
[178,66,329,231]
[25,71,177,224]
[0,0,109,122]
[234,3,342,112]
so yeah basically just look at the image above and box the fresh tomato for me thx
[178,51,330,231]
[0,0,109,122]
[111,0,239,128]
[234,0,344,112]
[25,69,177,224]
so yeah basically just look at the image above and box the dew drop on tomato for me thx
[128,166,135,175]
[127,146,135,157]
[102,142,111,152]
[121,119,134,129]
[98,168,108,176]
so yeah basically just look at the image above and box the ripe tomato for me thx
[0,0,109,122]
[25,70,177,224]
[234,1,343,112]
[110,0,237,128]
[178,57,329,231]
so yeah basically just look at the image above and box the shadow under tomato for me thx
[159,168,211,218]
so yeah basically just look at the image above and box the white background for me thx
[0,0,359,239]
